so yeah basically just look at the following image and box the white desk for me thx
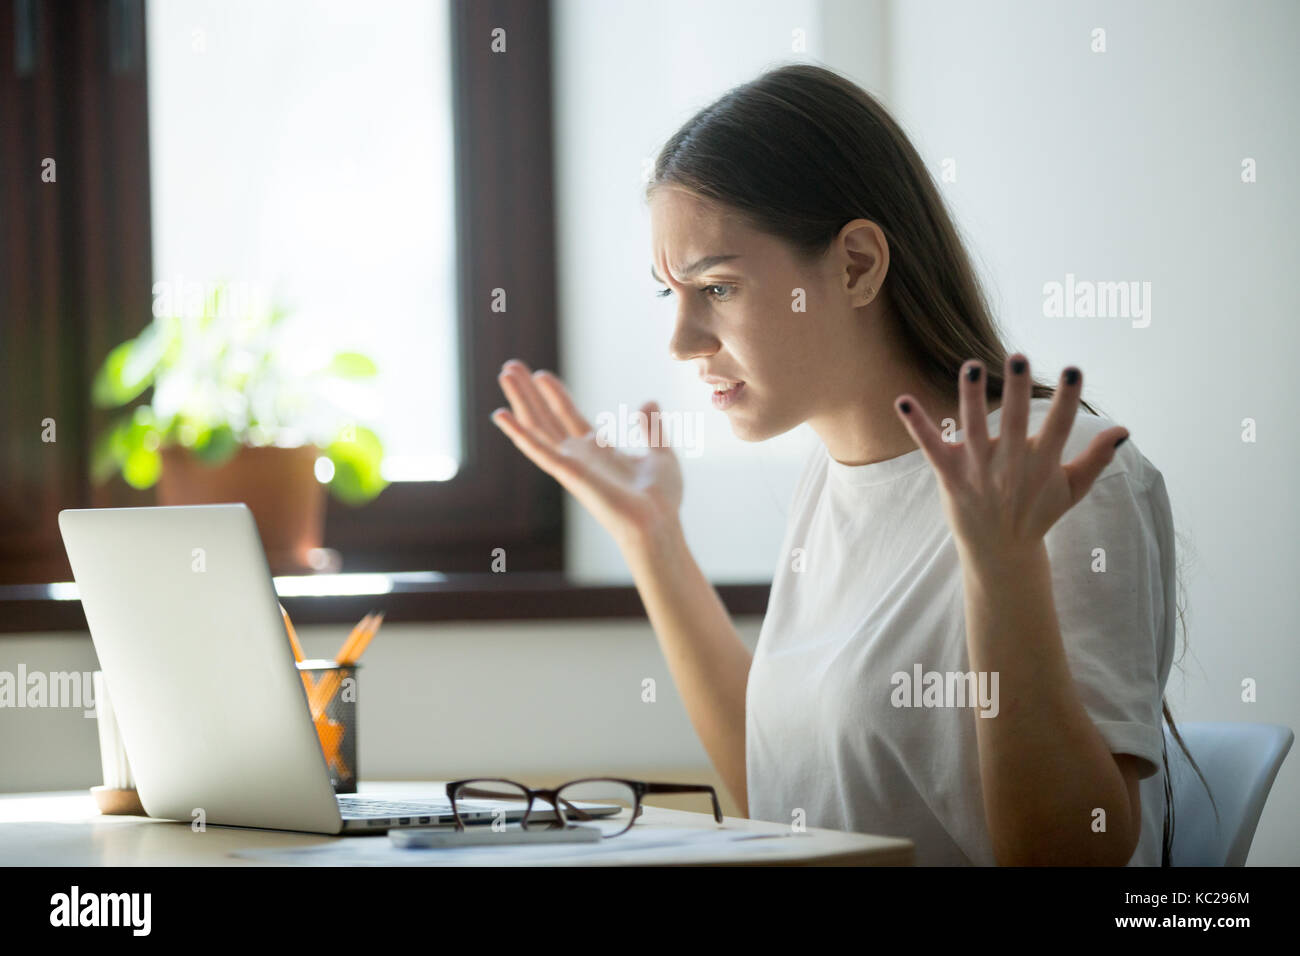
[0,781,914,866]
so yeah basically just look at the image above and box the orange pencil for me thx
[308,612,384,716]
[309,671,340,715]
[309,632,365,712]
[280,605,306,662]
[334,612,376,665]
[340,612,384,666]
[281,605,317,697]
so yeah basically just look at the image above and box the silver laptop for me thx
[58,503,620,834]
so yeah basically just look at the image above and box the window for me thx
[146,0,462,482]
[144,0,563,574]
[0,0,563,586]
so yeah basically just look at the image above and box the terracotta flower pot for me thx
[157,445,326,575]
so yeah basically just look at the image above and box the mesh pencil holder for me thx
[296,660,360,794]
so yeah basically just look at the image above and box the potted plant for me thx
[90,282,388,574]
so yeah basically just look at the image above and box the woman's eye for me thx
[655,284,734,300]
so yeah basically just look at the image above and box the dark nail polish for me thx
[1113,434,1128,449]
[1064,367,1080,386]
[1011,358,1026,375]
[966,365,981,383]
[899,400,911,414]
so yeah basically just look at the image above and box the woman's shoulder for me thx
[1023,396,1158,490]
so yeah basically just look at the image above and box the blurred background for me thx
[1,0,1296,860]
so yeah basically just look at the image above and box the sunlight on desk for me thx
[0,787,913,866]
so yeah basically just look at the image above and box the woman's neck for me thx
[811,374,1001,468]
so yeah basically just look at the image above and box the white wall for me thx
[879,0,1300,864]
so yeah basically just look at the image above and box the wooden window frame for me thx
[321,0,564,575]
[0,0,156,587]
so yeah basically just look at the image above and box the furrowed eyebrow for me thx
[651,255,741,284]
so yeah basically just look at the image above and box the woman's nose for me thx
[668,308,718,362]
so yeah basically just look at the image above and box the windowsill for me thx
[0,572,771,634]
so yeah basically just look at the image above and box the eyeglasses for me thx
[445,777,723,837]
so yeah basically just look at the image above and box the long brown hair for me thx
[647,63,1213,865]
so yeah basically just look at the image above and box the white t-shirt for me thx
[746,397,1176,865]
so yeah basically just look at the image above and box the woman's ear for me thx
[836,218,888,306]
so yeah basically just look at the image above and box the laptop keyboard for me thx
[337,797,455,816]
[335,801,452,816]
[336,794,616,831]
[338,797,459,828]
[337,794,516,828]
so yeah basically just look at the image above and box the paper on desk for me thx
[230,825,804,866]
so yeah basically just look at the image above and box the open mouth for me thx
[710,381,745,410]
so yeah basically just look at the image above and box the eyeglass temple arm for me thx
[642,783,724,822]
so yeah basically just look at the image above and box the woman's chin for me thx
[725,408,789,443]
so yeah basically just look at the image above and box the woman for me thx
[492,64,1201,865]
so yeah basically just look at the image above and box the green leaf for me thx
[325,425,387,505]
[122,446,162,489]
[90,418,132,484]
[91,323,170,408]
[191,424,241,466]
[159,314,183,364]
[91,409,167,487]
[200,281,225,329]
[92,341,144,407]
[131,404,157,427]
[327,352,378,378]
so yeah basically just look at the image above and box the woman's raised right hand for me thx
[491,359,683,553]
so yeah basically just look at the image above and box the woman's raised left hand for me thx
[893,353,1130,566]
